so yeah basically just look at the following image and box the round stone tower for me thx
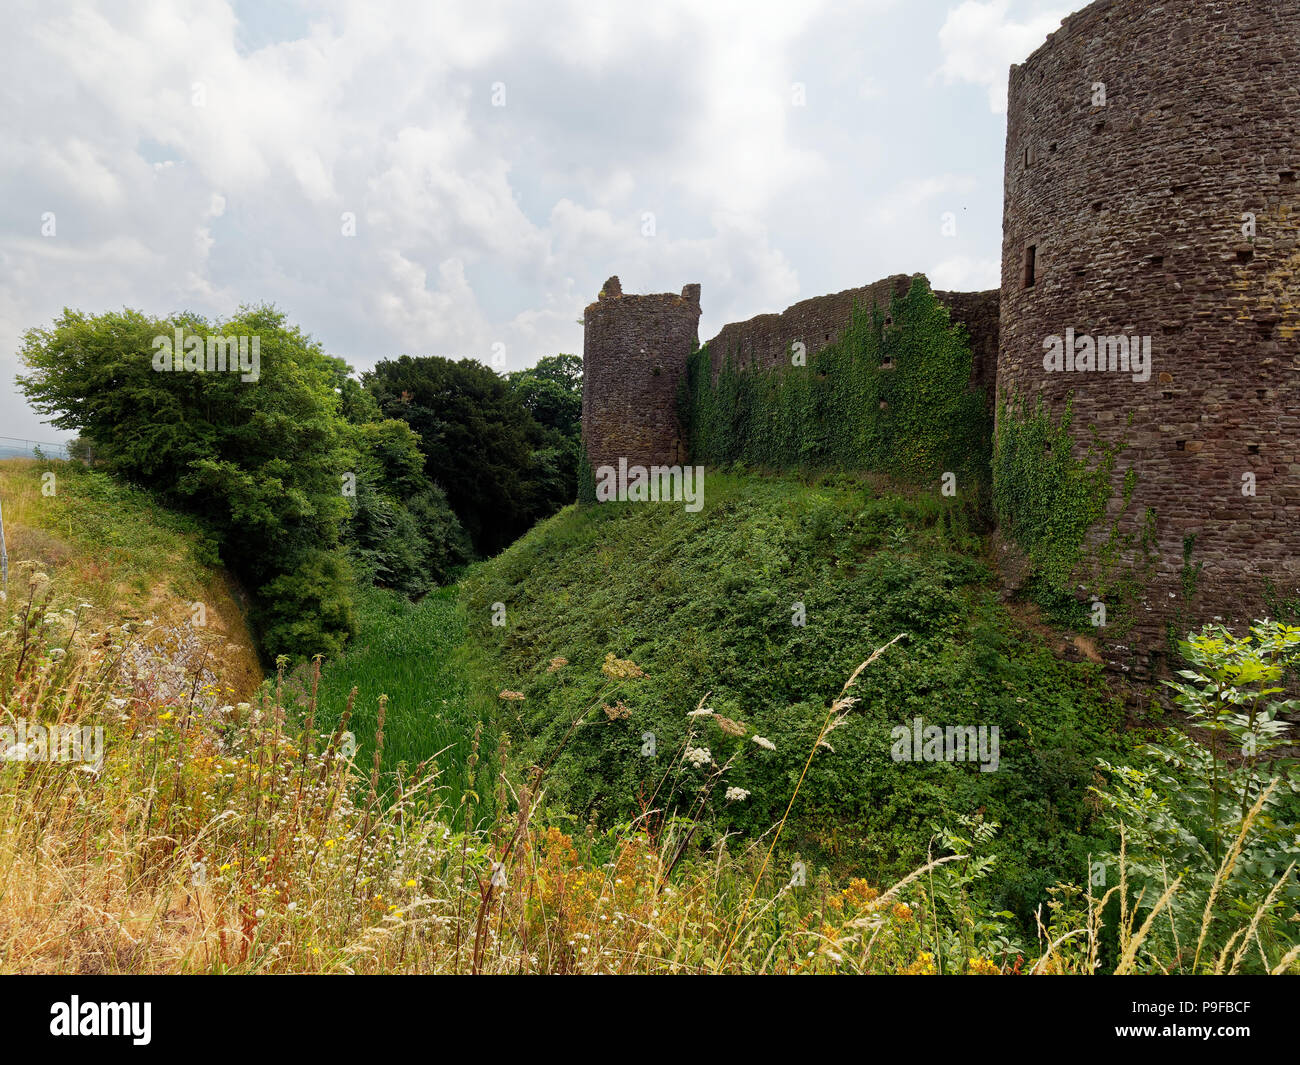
[582,276,702,474]
[998,0,1300,657]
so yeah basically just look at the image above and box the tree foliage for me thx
[366,353,580,556]
[18,305,359,659]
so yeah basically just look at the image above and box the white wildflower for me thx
[751,735,776,751]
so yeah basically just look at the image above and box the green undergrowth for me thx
[314,583,480,807]
[679,278,991,492]
[993,392,1151,633]
[460,469,1128,921]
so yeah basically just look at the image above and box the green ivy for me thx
[576,438,597,504]
[678,278,992,491]
[992,392,1147,629]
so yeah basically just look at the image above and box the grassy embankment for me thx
[458,469,1128,920]
[4,458,1289,973]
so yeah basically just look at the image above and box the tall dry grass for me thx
[0,567,1295,974]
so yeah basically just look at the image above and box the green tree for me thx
[342,418,470,594]
[508,353,582,438]
[17,305,358,660]
[365,355,543,555]
[508,353,582,514]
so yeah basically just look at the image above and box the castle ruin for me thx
[581,0,1300,668]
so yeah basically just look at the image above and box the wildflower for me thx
[255,908,266,919]
[684,746,712,768]
[602,701,632,720]
[751,735,776,751]
[547,657,568,673]
[405,879,417,888]
[601,652,645,680]
[844,879,878,906]
[904,951,937,975]
[158,711,173,722]
[714,715,746,737]
[687,707,713,717]
[499,690,526,701]
[724,786,750,802]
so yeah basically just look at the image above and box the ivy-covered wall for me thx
[991,392,1149,632]
[679,277,992,488]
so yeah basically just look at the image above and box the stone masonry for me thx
[705,274,1000,403]
[582,0,1300,667]
[999,0,1300,664]
[581,277,701,473]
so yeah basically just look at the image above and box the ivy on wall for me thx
[577,439,597,504]
[992,391,1148,628]
[678,278,991,488]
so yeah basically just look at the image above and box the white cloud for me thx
[936,0,1071,113]
[929,254,1000,291]
[1,0,1015,439]
[867,174,977,228]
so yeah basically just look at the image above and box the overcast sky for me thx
[0,0,1087,442]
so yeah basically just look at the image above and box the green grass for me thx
[0,458,264,696]
[1,459,220,609]
[460,469,1129,922]
[314,583,477,804]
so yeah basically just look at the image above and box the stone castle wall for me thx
[705,274,1000,401]
[581,276,701,472]
[581,274,998,479]
[580,0,1300,668]
[999,0,1300,662]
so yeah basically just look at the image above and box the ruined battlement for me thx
[581,277,701,473]
[580,0,1300,668]
[703,274,998,401]
[581,273,997,475]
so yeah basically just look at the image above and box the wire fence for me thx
[0,436,70,459]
